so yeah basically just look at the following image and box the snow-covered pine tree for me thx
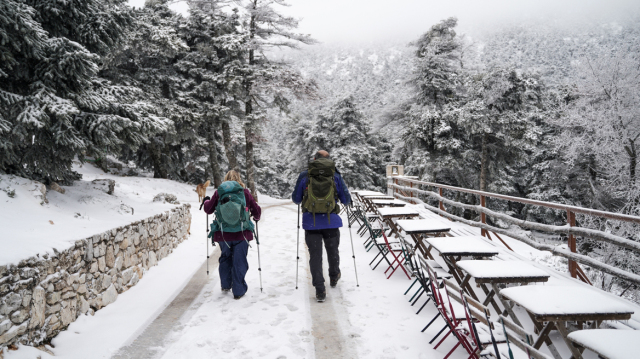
[396,17,465,183]
[240,0,317,200]
[306,97,391,190]
[0,0,167,184]
[456,68,545,192]
[98,1,186,179]
[178,2,250,186]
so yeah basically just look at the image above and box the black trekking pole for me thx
[199,197,213,275]
[255,220,263,292]
[206,213,209,275]
[345,205,360,287]
[296,204,300,290]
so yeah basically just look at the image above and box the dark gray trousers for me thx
[305,228,340,291]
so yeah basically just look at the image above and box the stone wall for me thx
[0,204,191,350]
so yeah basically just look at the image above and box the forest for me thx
[1,0,640,297]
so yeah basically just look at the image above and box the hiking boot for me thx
[222,288,231,292]
[316,289,326,302]
[234,294,245,300]
[330,272,341,288]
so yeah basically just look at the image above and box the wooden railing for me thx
[388,176,640,286]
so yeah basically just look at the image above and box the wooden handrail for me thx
[393,176,640,224]
[389,186,640,286]
[391,183,640,252]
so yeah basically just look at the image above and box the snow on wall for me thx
[0,204,191,350]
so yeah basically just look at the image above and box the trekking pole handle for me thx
[199,196,210,211]
[254,219,260,245]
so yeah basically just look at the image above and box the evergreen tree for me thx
[176,3,248,186]
[397,17,465,182]
[456,68,545,192]
[104,2,190,180]
[307,97,391,190]
[241,0,316,200]
[0,0,166,184]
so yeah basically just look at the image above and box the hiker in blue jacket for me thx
[292,150,352,302]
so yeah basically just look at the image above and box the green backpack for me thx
[209,181,254,238]
[302,158,339,225]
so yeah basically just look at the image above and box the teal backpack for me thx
[208,181,254,238]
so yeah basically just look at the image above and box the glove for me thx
[199,196,211,210]
[253,218,259,222]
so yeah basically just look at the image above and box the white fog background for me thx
[127,0,640,44]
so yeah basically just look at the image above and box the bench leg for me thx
[555,321,585,359]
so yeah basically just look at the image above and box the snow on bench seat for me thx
[371,199,407,206]
[567,329,640,359]
[500,286,635,321]
[396,219,451,234]
[353,190,386,197]
[456,260,550,283]
[426,236,500,257]
[377,207,421,218]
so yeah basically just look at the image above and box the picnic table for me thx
[371,199,407,207]
[377,207,421,238]
[426,236,500,302]
[361,195,396,211]
[501,285,635,359]
[456,260,550,326]
[353,190,386,198]
[396,219,451,260]
[567,329,640,359]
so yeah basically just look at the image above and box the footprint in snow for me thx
[285,304,298,312]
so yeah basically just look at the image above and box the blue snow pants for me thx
[219,240,249,297]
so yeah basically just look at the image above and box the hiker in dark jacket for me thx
[291,150,352,302]
[203,170,261,299]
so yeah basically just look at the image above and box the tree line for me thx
[0,0,316,201]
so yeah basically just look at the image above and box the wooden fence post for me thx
[480,195,487,237]
[567,210,577,278]
[439,187,444,211]
[410,181,414,203]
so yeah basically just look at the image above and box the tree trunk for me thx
[626,139,636,184]
[221,119,238,171]
[207,120,223,187]
[243,1,258,201]
[480,132,488,192]
[429,115,435,151]
[245,123,257,201]
[149,140,168,179]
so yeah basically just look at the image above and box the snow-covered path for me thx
[6,194,472,359]
[108,198,455,359]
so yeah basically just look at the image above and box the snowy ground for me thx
[0,160,198,266]
[4,167,640,358]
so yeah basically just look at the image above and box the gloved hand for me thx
[253,217,260,222]
[199,196,211,210]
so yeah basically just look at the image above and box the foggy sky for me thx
[128,0,640,44]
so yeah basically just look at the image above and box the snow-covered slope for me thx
[0,161,203,266]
